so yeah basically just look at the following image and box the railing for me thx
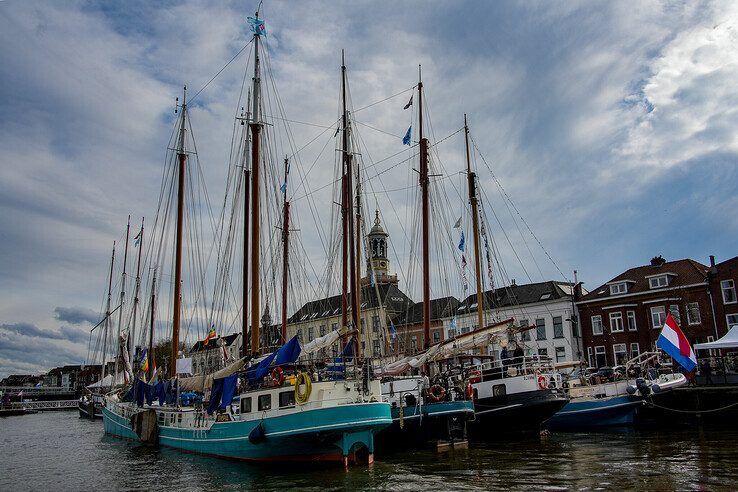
[0,386,76,396]
[468,355,556,382]
[5,400,77,410]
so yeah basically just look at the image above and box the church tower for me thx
[364,210,398,286]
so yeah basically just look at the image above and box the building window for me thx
[373,339,381,356]
[538,348,548,357]
[555,346,566,363]
[594,346,607,367]
[520,319,530,341]
[727,314,738,329]
[587,347,593,368]
[591,315,603,335]
[613,343,627,365]
[536,318,546,340]
[331,322,338,332]
[650,306,666,329]
[669,305,681,325]
[626,311,637,331]
[609,283,628,295]
[360,318,365,334]
[553,316,564,338]
[410,336,418,353]
[686,303,701,325]
[308,327,314,341]
[649,275,669,289]
[296,329,303,343]
[609,312,624,333]
[372,315,380,333]
[320,325,326,337]
[630,342,640,359]
[433,331,440,343]
[722,280,737,304]
[448,328,457,338]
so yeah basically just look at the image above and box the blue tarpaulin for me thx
[275,336,302,366]
[207,377,224,415]
[134,379,155,407]
[246,351,277,385]
[219,374,239,409]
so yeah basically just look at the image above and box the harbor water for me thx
[1,411,737,490]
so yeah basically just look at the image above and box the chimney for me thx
[710,255,716,267]
[511,279,516,286]
[650,255,666,267]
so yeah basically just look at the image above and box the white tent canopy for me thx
[87,374,115,389]
[694,326,738,350]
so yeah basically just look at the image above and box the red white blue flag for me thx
[656,313,697,372]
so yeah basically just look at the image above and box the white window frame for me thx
[722,279,737,304]
[609,283,628,295]
[650,306,666,329]
[686,302,701,325]
[591,315,603,335]
[669,304,681,325]
[727,314,738,330]
[587,347,593,368]
[630,342,640,358]
[555,346,566,363]
[649,275,669,289]
[594,346,606,367]
[613,343,627,364]
[627,311,637,331]
[609,311,624,333]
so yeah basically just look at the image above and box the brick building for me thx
[708,255,738,339]
[392,296,459,353]
[576,256,714,368]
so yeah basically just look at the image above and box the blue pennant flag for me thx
[280,181,287,194]
[402,126,412,145]
[247,17,266,36]
[458,231,465,252]
[391,319,397,340]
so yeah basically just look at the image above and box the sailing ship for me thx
[102,12,391,465]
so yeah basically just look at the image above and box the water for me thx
[2,412,737,490]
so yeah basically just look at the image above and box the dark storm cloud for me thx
[54,306,100,326]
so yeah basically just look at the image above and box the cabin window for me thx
[687,303,701,325]
[648,275,669,289]
[609,283,628,295]
[650,306,666,329]
[591,315,603,335]
[258,394,272,411]
[279,391,295,408]
[627,311,637,331]
[492,384,506,396]
[722,280,737,304]
[536,319,546,340]
[553,316,564,338]
[609,312,624,333]
[241,397,252,414]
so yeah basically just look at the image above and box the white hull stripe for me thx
[474,404,522,415]
[557,401,641,415]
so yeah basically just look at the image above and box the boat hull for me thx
[103,401,391,463]
[469,389,568,437]
[544,395,643,430]
[376,400,474,451]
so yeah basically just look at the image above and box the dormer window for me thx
[609,283,628,295]
[648,275,669,289]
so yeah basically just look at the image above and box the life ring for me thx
[294,372,312,405]
[468,370,482,384]
[427,384,446,403]
[537,374,548,390]
[466,382,474,400]
[271,366,285,386]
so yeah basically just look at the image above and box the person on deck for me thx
[501,346,510,370]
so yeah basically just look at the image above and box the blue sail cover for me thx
[207,377,224,415]
[275,336,302,366]
[246,352,277,385]
[218,374,239,409]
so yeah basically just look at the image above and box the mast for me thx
[249,12,263,357]
[354,132,363,354]
[418,66,431,350]
[171,87,187,378]
[280,157,290,343]
[465,115,485,333]
[342,51,361,358]
[115,216,131,384]
[148,270,157,380]
[241,96,251,359]
[130,217,144,373]
[102,241,116,379]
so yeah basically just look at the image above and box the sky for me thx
[1,0,737,378]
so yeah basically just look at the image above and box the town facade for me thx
[576,256,715,368]
[708,255,738,340]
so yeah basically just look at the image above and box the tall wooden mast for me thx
[342,51,361,357]
[418,67,431,350]
[241,96,251,359]
[249,12,263,357]
[148,270,157,380]
[465,115,485,332]
[171,87,187,377]
[130,217,144,372]
[280,157,290,343]
[102,241,116,379]
[115,216,131,383]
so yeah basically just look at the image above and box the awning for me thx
[694,326,738,350]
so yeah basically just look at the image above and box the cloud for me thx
[53,306,100,326]
[0,322,88,344]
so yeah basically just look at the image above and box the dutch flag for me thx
[656,313,697,372]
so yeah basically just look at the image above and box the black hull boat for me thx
[78,395,104,420]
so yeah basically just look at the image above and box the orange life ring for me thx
[468,370,482,384]
[537,374,548,390]
[466,382,474,400]
[427,384,446,403]
[271,366,285,386]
